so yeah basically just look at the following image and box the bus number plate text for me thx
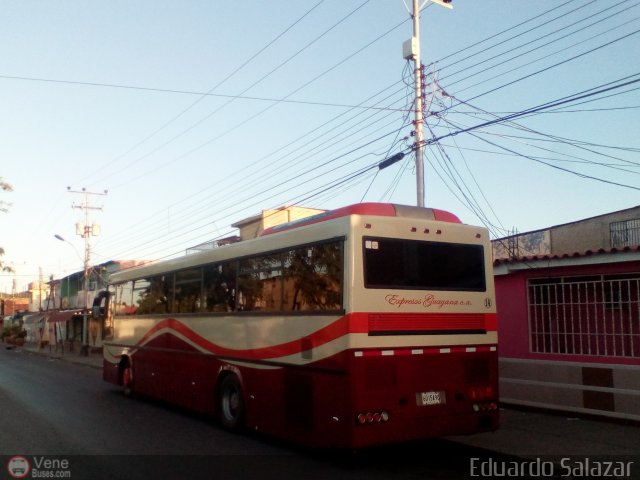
[417,390,446,406]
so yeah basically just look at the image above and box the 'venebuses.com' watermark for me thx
[470,457,634,478]
[7,456,72,479]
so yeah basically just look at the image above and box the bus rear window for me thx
[363,237,486,291]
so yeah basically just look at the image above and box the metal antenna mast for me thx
[404,0,452,207]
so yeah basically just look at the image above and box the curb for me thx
[11,344,103,369]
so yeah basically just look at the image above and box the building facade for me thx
[493,206,640,421]
[36,260,142,352]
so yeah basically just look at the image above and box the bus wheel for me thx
[122,362,134,398]
[218,374,245,431]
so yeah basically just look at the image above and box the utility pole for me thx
[67,186,107,354]
[39,266,43,311]
[404,0,452,207]
[412,0,426,208]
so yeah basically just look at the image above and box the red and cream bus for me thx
[103,203,498,448]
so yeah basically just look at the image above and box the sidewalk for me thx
[448,409,639,479]
[449,408,640,457]
[16,342,103,369]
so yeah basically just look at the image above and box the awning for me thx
[46,310,84,323]
[22,314,46,325]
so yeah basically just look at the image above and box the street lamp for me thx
[54,234,90,354]
[54,235,83,261]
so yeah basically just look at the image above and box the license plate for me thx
[417,390,446,406]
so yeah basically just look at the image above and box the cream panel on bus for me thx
[348,214,496,315]
[108,314,344,356]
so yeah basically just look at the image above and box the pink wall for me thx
[495,273,529,358]
[495,260,640,366]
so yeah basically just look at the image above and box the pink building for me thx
[493,206,640,421]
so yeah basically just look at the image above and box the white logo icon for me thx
[7,456,31,479]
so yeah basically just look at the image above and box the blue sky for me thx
[1,0,639,293]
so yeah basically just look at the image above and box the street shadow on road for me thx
[103,385,518,479]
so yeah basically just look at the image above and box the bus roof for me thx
[260,202,461,236]
[109,203,462,284]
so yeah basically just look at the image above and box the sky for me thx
[1,0,639,294]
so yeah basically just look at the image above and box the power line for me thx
[100,31,640,262]
[444,27,640,109]
[429,73,640,145]
[436,0,582,66]
[77,1,329,186]
[469,132,640,191]
[30,3,640,270]
[89,82,413,257]
[103,11,409,191]
[0,73,408,109]
[440,2,640,93]
[101,123,412,260]
[88,1,381,189]
[439,0,605,77]
[444,77,640,169]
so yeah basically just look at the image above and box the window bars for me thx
[528,274,640,358]
[610,219,640,248]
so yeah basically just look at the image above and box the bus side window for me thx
[283,241,343,311]
[115,281,135,315]
[238,254,283,312]
[203,262,236,312]
[135,276,172,314]
[174,268,203,313]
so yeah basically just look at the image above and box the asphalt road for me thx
[0,346,502,480]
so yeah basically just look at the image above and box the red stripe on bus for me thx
[367,312,497,333]
[134,315,365,360]
[132,313,495,361]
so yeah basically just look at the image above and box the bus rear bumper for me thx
[350,410,499,449]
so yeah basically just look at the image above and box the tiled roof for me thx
[493,245,640,266]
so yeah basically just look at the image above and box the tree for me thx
[1,177,13,273]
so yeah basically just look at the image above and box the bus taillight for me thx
[472,402,498,412]
[355,410,390,425]
[468,385,495,400]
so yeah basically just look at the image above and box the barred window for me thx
[528,274,640,358]
[610,219,640,248]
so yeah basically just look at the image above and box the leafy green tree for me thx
[1,177,13,273]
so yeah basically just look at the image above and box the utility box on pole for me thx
[403,37,418,60]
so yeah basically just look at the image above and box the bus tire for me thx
[121,360,134,398]
[218,374,245,431]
